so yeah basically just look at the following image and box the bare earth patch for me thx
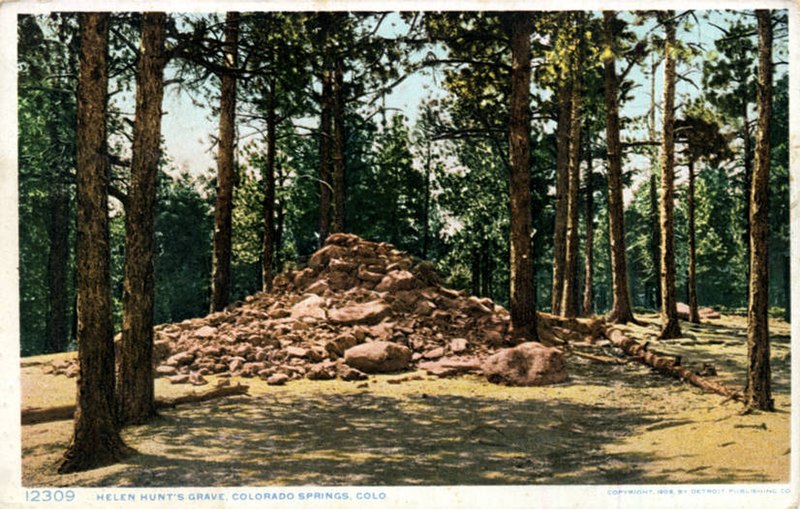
[21,315,790,486]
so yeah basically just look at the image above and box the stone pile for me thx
[47,234,567,387]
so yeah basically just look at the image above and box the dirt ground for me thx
[20,315,791,486]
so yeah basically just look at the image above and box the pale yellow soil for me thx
[20,315,791,486]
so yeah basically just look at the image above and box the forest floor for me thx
[20,314,791,486]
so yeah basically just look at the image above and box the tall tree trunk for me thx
[422,142,431,260]
[551,79,572,315]
[46,186,70,354]
[331,58,346,233]
[658,12,682,339]
[742,104,752,289]
[318,67,333,244]
[581,143,594,316]
[746,10,774,411]
[275,165,286,275]
[262,81,277,292]
[507,13,537,340]
[649,172,660,309]
[210,12,239,312]
[117,12,168,426]
[471,247,480,297]
[59,12,130,474]
[481,236,492,299]
[648,56,661,310]
[783,253,790,323]
[687,157,700,324]
[601,11,635,324]
[561,59,582,318]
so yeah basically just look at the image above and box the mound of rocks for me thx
[47,234,568,386]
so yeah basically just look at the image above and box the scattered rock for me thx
[344,341,411,373]
[329,300,392,326]
[483,342,568,386]
[266,373,289,386]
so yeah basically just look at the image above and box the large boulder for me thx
[375,270,420,292]
[290,294,327,321]
[329,300,392,326]
[482,342,567,386]
[344,341,411,373]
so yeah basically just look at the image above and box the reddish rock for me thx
[168,374,191,384]
[337,363,368,381]
[420,357,482,378]
[194,325,217,339]
[166,351,194,367]
[483,342,567,386]
[375,270,419,292]
[329,300,392,326]
[266,373,289,386]
[155,365,177,377]
[423,347,445,360]
[344,341,411,373]
[306,362,337,380]
[449,338,469,354]
[290,294,326,321]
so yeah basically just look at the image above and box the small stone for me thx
[168,374,191,384]
[195,325,217,339]
[266,373,289,386]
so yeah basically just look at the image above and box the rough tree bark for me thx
[601,11,635,324]
[318,66,333,244]
[742,104,752,286]
[561,54,583,318]
[658,12,682,339]
[746,10,774,411]
[210,11,239,313]
[59,12,130,474]
[648,57,661,309]
[581,141,594,316]
[686,156,700,324]
[331,58,346,234]
[117,12,168,426]
[46,185,70,354]
[507,13,537,339]
[262,80,277,292]
[551,78,572,315]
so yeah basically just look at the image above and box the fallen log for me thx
[21,384,250,426]
[539,313,605,338]
[605,326,743,402]
[568,350,629,365]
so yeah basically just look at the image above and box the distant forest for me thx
[18,11,789,358]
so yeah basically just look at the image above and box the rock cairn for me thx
[47,234,567,386]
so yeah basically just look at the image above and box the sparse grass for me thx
[20,316,791,486]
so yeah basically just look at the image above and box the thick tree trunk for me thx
[601,11,635,324]
[551,79,572,315]
[318,68,333,244]
[507,14,537,340]
[561,65,582,318]
[649,172,660,309]
[331,59,346,234]
[46,186,70,354]
[648,60,661,310]
[783,254,790,323]
[581,145,594,316]
[262,82,277,292]
[117,12,168,426]
[687,157,700,324]
[59,12,130,474]
[742,104,752,288]
[658,12,682,340]
[210,12,239,312]
[746,10,774,411]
